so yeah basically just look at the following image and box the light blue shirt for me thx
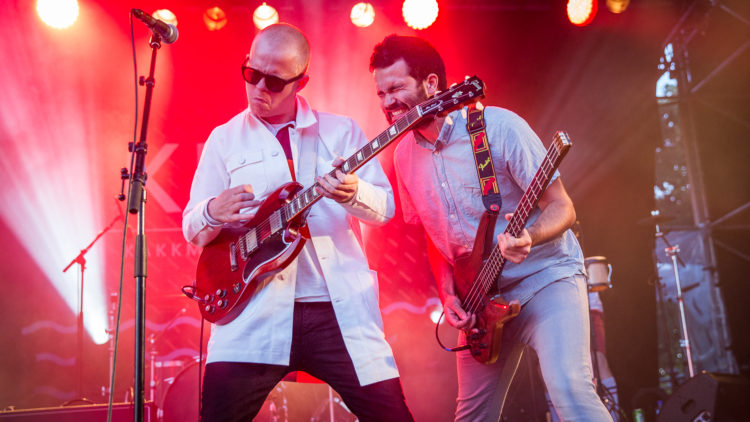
[394,106,584,305]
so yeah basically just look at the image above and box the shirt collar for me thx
[412,109,461,151]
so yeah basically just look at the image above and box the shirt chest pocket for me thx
[227,150,269,197]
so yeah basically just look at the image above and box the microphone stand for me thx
[654,222,695,379]
[127,32,163,422]
[62,210,123,404]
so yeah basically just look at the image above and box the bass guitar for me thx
[187,76,486,324]
[453,131,572,363]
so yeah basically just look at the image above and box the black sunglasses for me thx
[241,59,305,93]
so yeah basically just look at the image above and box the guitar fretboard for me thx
[281,106,423,223]
[233,76,486,261]
[465,132,571,313]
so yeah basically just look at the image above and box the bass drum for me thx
[160,361,200,422]
[159,364,355,422]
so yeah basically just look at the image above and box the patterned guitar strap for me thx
[466,104,502,260]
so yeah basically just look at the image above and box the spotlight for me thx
[402,0,438,30]
[152,9,177,26]
[351,2,375,28]
[429,305,443,324]
[606,0,629,14]
[567,0,597,26]
[37,0,79,29]
[204,6,228,31]
[253,2,279,30]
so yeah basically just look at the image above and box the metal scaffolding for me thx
[652,0,748,391]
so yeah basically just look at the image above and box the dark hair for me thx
[369,35,447,91]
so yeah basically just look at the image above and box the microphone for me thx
[132,9,178,44]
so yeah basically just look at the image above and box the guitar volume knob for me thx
[216,289,227,298]
[204,305,215,314]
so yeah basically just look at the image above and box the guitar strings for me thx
[459,144,562,315]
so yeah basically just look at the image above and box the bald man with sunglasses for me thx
[183,23,413,422]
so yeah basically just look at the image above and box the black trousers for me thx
[200,302,414,422]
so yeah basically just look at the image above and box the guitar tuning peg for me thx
[476,101,484,111]
[445,115,454,126]
[449,82,457,88]
[465,75,470,80]
[461,108,467,119]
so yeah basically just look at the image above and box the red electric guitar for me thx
[453,131,572,363]
[186,76,486,324]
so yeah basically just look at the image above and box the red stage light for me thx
[402,0,438,30]
[152,8,177,27]
[204,6,228,31]
[567,0,597,27]
[253,2,279,30]
[606,0,630,14]
[351,2,375,28]
[36,0,79,29]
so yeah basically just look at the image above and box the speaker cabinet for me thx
[658,372,750,422]
[0,402,156,422]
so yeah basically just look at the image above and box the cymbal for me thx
[637,213,675,226]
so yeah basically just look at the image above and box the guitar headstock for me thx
[419,75,486,118]
[551,131,572,164]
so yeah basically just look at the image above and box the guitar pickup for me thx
[229,243,238,271]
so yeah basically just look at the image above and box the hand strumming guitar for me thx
[443,293,476,330]
[207,184,262,224]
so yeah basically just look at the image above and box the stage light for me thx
[204,6,228,31]
[567,0,597,27]
[403,0,439,30]
[606,0,630,14]
[152,9,177,27]
[429,305,443,324]
[0,133,110,345]
[253,2,279,30]
[351,3,375,28]
[36,0,79,29]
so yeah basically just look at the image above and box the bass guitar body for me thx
[454,251,521,364]
[448,131,572,364]
[194,182,307,324]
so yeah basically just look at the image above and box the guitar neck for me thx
[504,142,567,237]
[476,132,572,291]
[281,107,424,223]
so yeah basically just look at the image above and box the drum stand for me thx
[655,226,695,378]
[587,294,623,421]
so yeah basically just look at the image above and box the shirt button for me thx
[277,274,285,281]
[240,158,246,164]
[450,214,457,220]
[441,182,446,188]
[433,151,439,155]
[271,151,279,157]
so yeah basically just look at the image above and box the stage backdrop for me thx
[0,0,702,420]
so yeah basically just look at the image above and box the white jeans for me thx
[455,275,613,422]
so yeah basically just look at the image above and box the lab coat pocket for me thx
[227,150,268,197]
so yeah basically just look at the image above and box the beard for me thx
[384,89,430,125]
